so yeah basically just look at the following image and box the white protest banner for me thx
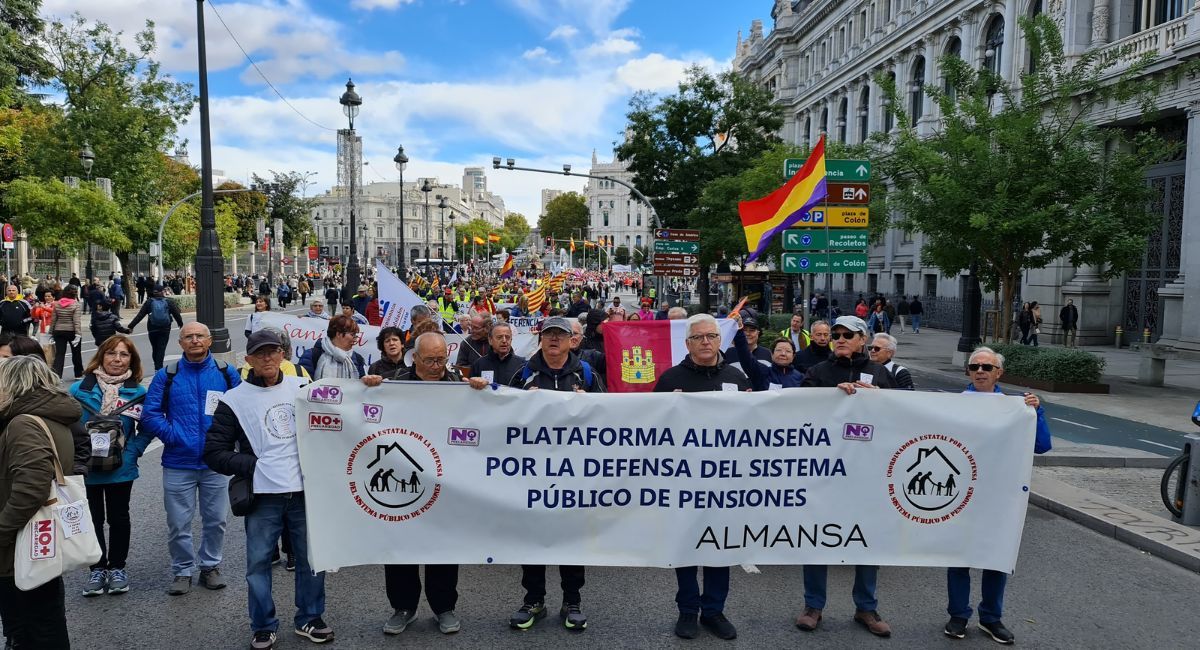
[255,312,465,370]
[297,381,1036,572]
[507,316,544,358]
[375,260,424,330]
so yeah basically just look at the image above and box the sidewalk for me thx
[890,325,1200,433]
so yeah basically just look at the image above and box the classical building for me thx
[585,149,651,261]
[734,0,1200,350]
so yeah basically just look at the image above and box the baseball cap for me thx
[742,316,760,330]
[832,315,869,336]
[540,316,573,335]
[246,329,284,354]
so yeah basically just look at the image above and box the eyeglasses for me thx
[686,333,721,343]
[829,332,859,341]
[968,363,998,372]
[868,346,888,352]
[181,334,210,341]
[417,356,448,366]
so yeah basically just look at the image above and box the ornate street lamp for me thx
[340,78,363,293]
[421,179,432,278]
[438,196,448,267]
[393,145,408,276]
[79,142,95,283]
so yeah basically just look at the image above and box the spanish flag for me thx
[473,235,486,245]
[570,238,576,253]
[500,253,514,279]
[488,233,501,243]
[584,240,596,248]
[462,235,467,245]
[738,136,828,262]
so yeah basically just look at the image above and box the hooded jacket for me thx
[50,296,82,334]
[70,374,151,485]
[89,309,131,344]
[0,388,82,576]
[801,352,896,389]
[653,353,750,393]
[509,350,605,392]
[141,353,242,470]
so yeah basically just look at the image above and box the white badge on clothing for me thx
[721,383,740,392]
[90,432,112,458]
[858,373,874,386]
[55,501,92,539]
[115,401,142,420]
[204,390,222,416]
[480,370,495,383]
[768,383,783,391]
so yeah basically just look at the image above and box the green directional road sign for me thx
[781,252,869,274]
[826,159,871,181]
[782,229,869,251]
[653,240,699,254]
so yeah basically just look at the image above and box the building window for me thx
[636,213,641,227]
[377,226,383,237]
[860,9,868,38]
[411,226,418,238]
[858,86,870,143]
[910,56,925,126]
[924,273,938,298]
[376,209,382,219]
[845,274,854,292]
[820,106,829,136]
[983,15,1004,76]
[803,115,812,146]
[837,97,848,142]
[635,235,642,248]
[397,226,402,237]
[882,71,896,132]
[603,211,609,226]
[1135,0,1187,32]
[322,226,328,238]
[895,274,906,295]
[902,229,914,243]
[333,245,339,256]
[944,36,962,99]
[626,213,630,226]
[868,273,878,294]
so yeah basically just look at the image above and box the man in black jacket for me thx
[468,322,525,386]
[502,316,603,632]
[654,313,748,642]
[1060,298,1079,348]
[793,320,832,375]
[127,289,185,370]
[0,285,31,336]
[795,315,894,640]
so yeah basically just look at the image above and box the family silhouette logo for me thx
[346,428,444,522]
[886,435,977,524]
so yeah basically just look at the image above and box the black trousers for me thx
[384,564,458,614]
[86,481,133,570]
[521,565,585,605]
[148,328,170,370]
[0,576,70,649]
[51,332,82,378]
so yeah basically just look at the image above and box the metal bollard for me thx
[1179,434,1200,526]
[1115,326,1123,348]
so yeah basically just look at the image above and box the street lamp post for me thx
[194,0,230,354]
[448,211,456,264]
[421,179,432,278]
[79,142,95,285]
[393,145,408,276]
[339,78,363,293]
[438,196,448,269]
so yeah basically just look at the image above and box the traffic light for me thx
[546,236,552,247]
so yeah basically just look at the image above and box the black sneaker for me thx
[509,601,546,629]
[978,620,1014,645]
[945,616,968,639]
[560,603,587,631]
[700,613,737,640]
[674,613,700,639]
[285,554,296,572]
[251,630,276,650]
[295,617,334,644]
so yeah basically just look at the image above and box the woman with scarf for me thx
[298,315,383,385]
[50,284,84,378]
[70,335,151,597]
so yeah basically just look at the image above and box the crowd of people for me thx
[0,263,1055,649]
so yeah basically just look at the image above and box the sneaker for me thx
[436,610,461,634]
[854,610,892,638]
[795,606,822,631]
[674,613,700,639]
[271,549,281,566]
[199,567,226,590]
[107,568,129,594]
[945,616,968,639]
[382,609,417,635]
[251,630,276,649]
[509,601,546,630]
[82,569,107,596]
[285,554,296,572]
[700,613,737,640]
[978,620,1015,645]
[167,575,192,596]
[295,617,334,644]
[560,603,587,631]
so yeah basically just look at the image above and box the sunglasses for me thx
[868,346,887,352]
[829,332,859,341]
[968,363,998,372]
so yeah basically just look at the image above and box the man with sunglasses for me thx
[867,333,913,390]
[796,315,895,638]
[945,347,1051,645]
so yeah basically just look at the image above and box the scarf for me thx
[314,335,359,380]
[93,369,132,414]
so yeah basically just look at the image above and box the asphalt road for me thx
[63,442,1200,649]
[909,368,1192,456]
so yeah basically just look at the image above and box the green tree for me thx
[250,170,320,245]
[0,0,53,103]
[616,66,784,308]
[538,192,588,242]
[3,177,126,276]
[876,15,1191,339]
[502,212,531,250]
[160,201,238,272]
[216,180,268,244]
[613,245,630,265]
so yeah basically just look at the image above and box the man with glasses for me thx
[796,315,895,638]
[467,322,525,387]
[454,312,492,375]
[867,333,913,390]
[504,316,604,632]
[142,322,242,595]
[381,332,464,636]
[654,314,750,641]
[945,346,1051,645]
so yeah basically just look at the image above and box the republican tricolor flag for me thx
[738,136,828,262]
[602,319,739,393]
[500,253,515,278]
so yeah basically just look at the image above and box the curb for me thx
[1031,475,1200,573]
[1034,455,1170,469]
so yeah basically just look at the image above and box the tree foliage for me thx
[3,176,127,257]
[216,181,268,244]
[875,15,1192,338]
[503,212,531,250]
[538,192,589,242]
[250,170,320,245]
[160,200,238,271]
[0,0,53,103]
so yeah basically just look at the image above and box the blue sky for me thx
[40,0,769,217]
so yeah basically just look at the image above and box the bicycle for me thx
[1160,400,1200,518]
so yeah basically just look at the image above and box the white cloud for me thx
[547,24,579,40]
[521,46,558,63]
[351,0,416,9]
[581,36,639,58]
[615,53,720,92]
[510,0,631,36]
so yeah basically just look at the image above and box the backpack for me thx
[149,298,171,328]
[160,358,234,414]
[77,384,145,473]
[520,360,593,390]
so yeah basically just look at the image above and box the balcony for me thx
[1102,15,1189,73]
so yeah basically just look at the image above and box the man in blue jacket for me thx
[945,346,1052,645]
[141,321,241,596]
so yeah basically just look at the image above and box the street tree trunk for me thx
[116,251,135,308]
[1000,271,1020,343]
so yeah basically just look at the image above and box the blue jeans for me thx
[802,565,879,611]
[675,566,729,616]
[911,314,921,332]
[163,467,228,577]
[245,493,325,632]
[947,568,1007,623]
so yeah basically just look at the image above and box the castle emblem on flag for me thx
[620,346,656,384]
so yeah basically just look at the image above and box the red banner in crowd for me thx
[602,319,738,393]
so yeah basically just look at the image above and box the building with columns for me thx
[735,0,1200,351]
[585,149,651,262]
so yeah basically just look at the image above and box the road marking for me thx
[1051,417,1098,430]
[1138,439,1181,452]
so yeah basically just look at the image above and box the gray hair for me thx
[969,346,1005,368]
[667,306,688,320]
[871,333,897,350]
[413,331,447,358]
[410,304,432,321]
[489,321,513,337]
[0,355,66,413]
[686,313,719,339]
[810,319,830,330]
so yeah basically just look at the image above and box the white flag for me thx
[375,260,425,331]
